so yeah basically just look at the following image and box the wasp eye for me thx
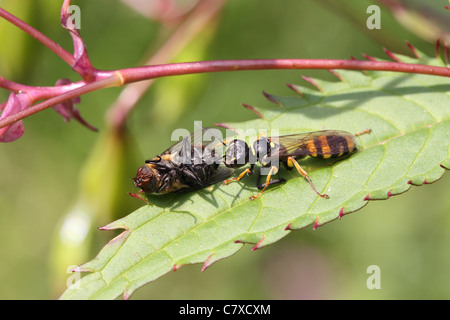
[253,137,272,158]
[225,139,249,168]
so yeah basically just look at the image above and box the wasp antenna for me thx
[197,124,227,147]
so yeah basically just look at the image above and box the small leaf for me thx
[60,50,450,299]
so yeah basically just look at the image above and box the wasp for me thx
[133,130,233,198]
[222,129,371,200]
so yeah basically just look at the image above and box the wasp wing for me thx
[268,130,355,157]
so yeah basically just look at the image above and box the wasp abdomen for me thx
[308,134,357,159]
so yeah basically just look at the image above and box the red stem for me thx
[118,59,450,83]
[1,57,449,130]
[0,7,75,67]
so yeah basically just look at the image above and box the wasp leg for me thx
[287,156,329,199]
[223,166,254,185]
[249,165,279,200]
[256,169,285,190]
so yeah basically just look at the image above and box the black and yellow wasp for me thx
[222,129,371,200]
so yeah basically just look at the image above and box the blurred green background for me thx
[0,0,449,299]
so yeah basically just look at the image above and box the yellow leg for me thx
[287,156,329,199]
[249,166,278,200]
[223,168,252,185]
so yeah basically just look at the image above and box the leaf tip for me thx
[313,216,320,230]
[251,235,266,251]
[201,253,215,272]
[286,83,304,96]
[338,207,345,219]
[301,76,323,92]
[262,90,282,105]
[405,41,420,59]
[383,47,401,62]
[242,103,264,119]
[173,264,183,272]
[285,222,293,231]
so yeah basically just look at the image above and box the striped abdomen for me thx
[305,133,357,159]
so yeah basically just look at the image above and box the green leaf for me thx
[60,51,450,299]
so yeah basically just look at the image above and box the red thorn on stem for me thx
[362,53,377,61]
[301,76,323,92]
[286,83,304,97]
[406,41,420,59]
[422,178,429,185]
[350,55,356,60]
[242,103,263,119]
[285,222,293,231]
[338,207,345,219]
[262,90,281,105]
[201,253,215,272]
[328,69,344,82]
[313,216,320,230]
[364,194,371,201]
[435,37,441,59]
[383,48,400,62]
[251,235,266,251]
[407,180,413,184]
[173,264,182,271]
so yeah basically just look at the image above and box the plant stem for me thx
[117,58,450,83]
[0,7,75,67]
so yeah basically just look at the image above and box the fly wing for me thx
[206,166,234,186]
[157,127,225,165]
